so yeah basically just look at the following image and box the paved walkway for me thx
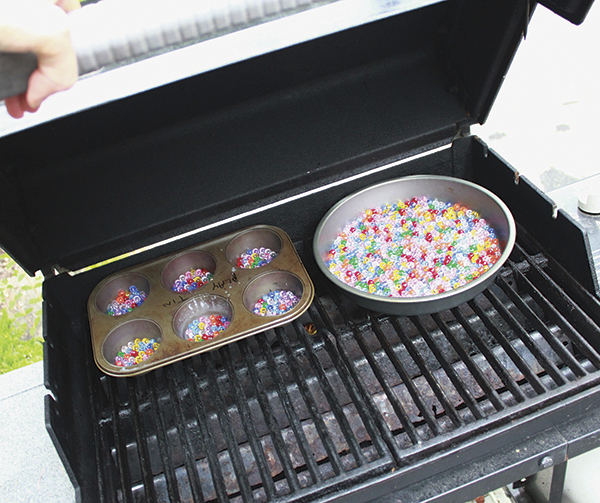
[0,362,74,502]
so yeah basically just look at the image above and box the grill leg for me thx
[509,461,568,503]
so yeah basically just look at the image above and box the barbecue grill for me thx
[1,0,599,502]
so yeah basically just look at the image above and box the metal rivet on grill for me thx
[304,322,317,335]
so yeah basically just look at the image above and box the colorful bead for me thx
[185,314,231,342]
[114,338,159,367]
[172,268,214,292]
[107,286,148,316]
[236,247,278,269]
[326,197,501,299]
[252,289,300,316]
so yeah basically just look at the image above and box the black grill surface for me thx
[58,233,600,503]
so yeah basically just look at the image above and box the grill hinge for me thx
[42,265,67,279]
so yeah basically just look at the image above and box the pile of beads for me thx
[237,247,278,269]
[327,196,502,298]
[252,289,300,316]
[172,268,214,292]
[114,338,159,367]
[107,286,148,316]
[185,314,230,342]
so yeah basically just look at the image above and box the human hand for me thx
[1,0,80,118]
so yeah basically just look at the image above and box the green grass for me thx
[0,252,43,375]
[0,246,142,375]
[0,313,43,374]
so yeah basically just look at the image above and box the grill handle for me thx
[0,0,316,102]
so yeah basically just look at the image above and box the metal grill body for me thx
[2,1,596,501]
[44,224,600,502]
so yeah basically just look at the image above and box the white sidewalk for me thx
[0,362,74,502]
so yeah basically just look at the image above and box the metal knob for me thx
[539,456,554,469]
[578,180,600,215]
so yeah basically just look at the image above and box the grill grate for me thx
[92,239,600,502]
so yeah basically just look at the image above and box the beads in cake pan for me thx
[114,338,159,367]
[107,286,148,316]
[236,247,278,269]
[172,268,214,292]
[253,289,300,316]
[326,196,502,299]
[185,314,231,342]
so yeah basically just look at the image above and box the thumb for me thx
[4,94,30,118]
[53,0,81,13]
[25,31,78,110]
[25,67,62,111]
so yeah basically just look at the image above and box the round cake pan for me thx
[313,175,516,315]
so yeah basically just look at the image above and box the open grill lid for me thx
[540,0,594,23]
[0,0,594,277]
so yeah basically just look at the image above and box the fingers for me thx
[27,29,78,110]
[53,0,81,13]
[1,0,79,116]
[4,93,37,119]
[5,95,25,119]
[26,67,70,112]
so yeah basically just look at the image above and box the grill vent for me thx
[93,241,600,502]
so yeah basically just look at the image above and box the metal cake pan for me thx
[313,175,516,315]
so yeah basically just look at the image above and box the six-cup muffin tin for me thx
[87,225,314,377]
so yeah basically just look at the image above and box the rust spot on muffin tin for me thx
[88,225,314,377]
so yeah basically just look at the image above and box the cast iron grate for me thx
[91,240,600,502]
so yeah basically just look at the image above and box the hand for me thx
[1,0,80,118]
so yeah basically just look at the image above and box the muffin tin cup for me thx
[94,272,151,315]
[172,294,234,340]
[102,319,163,366]
[161,251,217,291]
[88,225,314,377]
[225,228,282,268]
[243,271,305,316]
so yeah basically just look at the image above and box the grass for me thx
[0,252,43,375]
[0,246,141,375]
[0,313,43,374]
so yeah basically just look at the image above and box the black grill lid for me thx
[0,0,592,276]
[540,0,595,23]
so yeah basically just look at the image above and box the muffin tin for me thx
[88,225,314,377]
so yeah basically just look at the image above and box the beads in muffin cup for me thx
[243,271,304,317]
[161,251,217,294]
[252,289,300,316]
[107,285,148,316]
[184,314,231,341]
[172,268,214,292]
[226,227,283,269]
[114,337,160,367]
[237,247,278,269]
[102,319,162,370]
[172,294,234,343]
[94,273,151,317]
